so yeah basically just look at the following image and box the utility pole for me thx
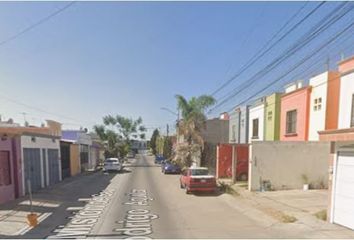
[166,124,169,137]
[21,112,28,126]
[325,56,330,71]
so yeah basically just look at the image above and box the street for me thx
[0,155,277,238]
[1,153,353,239]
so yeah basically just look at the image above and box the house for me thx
[198,114,229,173]
[60,139,77,179]
[62,130,93,172]
[318,56,354,230]
[89,133,104,168]
[264,93,281,141]
[248,97,266,142]
[280,81,311,141]
[131,140,147,154]
[21,130,61,195]
[0,131,21,204]
[200,116,229,145]
[0,120,62,203]
[229,105,249,144]
[308,71,340,141]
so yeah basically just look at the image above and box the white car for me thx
[103,158,123,172]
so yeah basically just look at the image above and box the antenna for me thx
[340,52,345,61]
[21,112,28,126]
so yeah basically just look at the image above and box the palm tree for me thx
[174,94,216,167]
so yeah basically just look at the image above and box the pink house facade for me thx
[280,83,311,141]
[0,134,22,204]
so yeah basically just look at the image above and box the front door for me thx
[0,151,14,204]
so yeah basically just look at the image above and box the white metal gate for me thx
[333,151,354,230]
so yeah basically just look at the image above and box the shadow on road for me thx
[191,190,224,197]
[103,168,132,174]
[0,171,117,239]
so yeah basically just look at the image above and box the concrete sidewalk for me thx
[0,171,103,237]
[219,180,354,238]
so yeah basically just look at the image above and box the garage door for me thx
[333,152,354,230]
[23,148,42,193]
[48,149,60,185]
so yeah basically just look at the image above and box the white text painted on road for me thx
[115,189,157,239]
[124,189,153,206]
[115,209,158,238]
[48,189,115,239]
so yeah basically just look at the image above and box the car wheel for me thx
[239,173,248,181]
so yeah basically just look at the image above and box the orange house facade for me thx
[280,82,311,141]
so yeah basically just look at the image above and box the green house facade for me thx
[265,93,281,141]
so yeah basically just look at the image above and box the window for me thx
[231,125,236,141]
[252,118,259,138]
[0,151,11,186]
[286,110,297,134]
[267,111,273,121]
[191,169,209,176]
[351,94,354,127]
[313,97,322,111]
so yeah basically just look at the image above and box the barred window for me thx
[286,110,297,134]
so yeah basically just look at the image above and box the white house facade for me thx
[338,69,354,129]
[248,99,265,143]
[21,133,61,196]
[308,72,329,141]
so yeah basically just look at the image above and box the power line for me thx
[213,2,347,109]
[210,2,352,113]
[221,3,267,81]
[226,20,354,113]
[0,93,96,126]
[210,1,324,97]
[0,1,76,47]
[221,15,354,113]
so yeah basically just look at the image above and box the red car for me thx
[180,167,217,194]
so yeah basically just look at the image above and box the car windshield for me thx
[191,169,209,176]
[105,159,118,163]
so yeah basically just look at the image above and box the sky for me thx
[0,1,353,138]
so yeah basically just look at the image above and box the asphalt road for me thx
[16,154,293,239]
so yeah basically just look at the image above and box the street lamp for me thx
[160,107,178,117]
[160,107,180,138]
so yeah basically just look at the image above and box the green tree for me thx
[94,115,146,158]
[150,129,159,155]
[174,94,216,167]
[163,136,173,159]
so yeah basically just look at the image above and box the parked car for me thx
[162,161,181,174]
[154,154,165,164]
[180,166,217,194]
[103,158,123,172]
[127,151,135,158]
[161,160,167,172]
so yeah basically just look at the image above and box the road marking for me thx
[14,212,52,236]
[115,189,157,239]
[66,207,84,211]
[48,189,115,239]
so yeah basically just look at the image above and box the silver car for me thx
[103,158,123,172]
